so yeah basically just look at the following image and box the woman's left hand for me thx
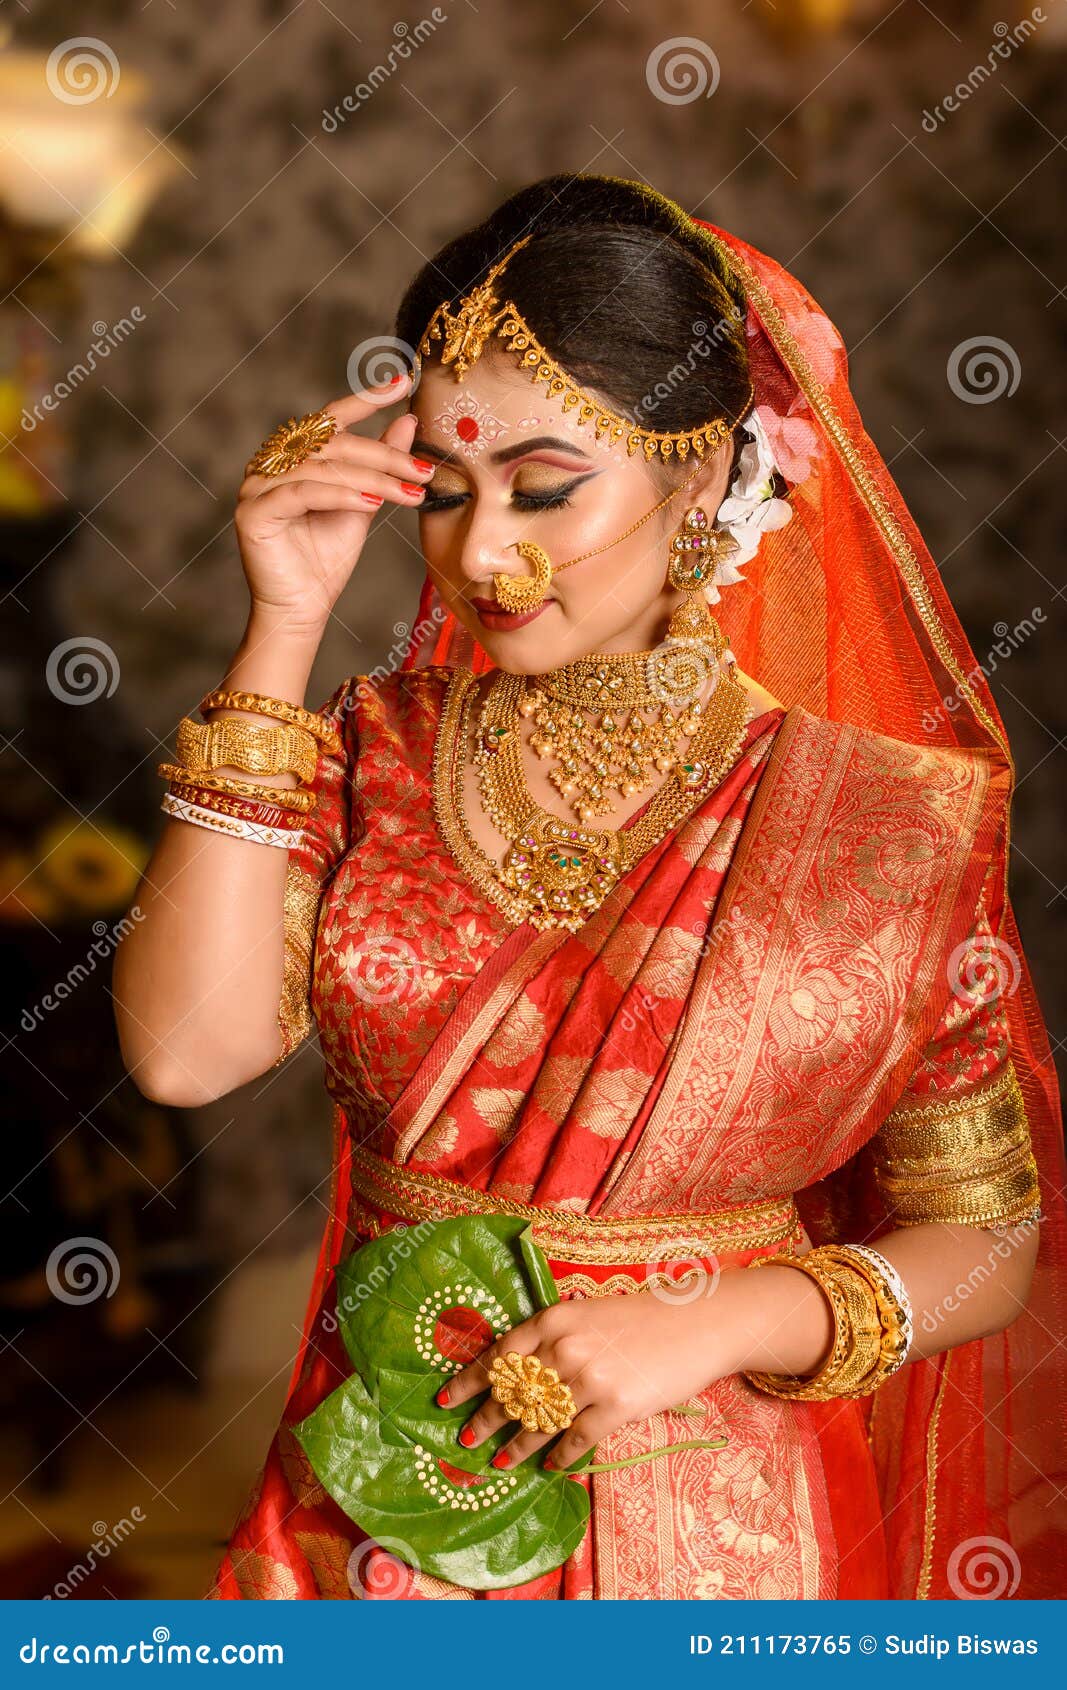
[437,1288,731,1472]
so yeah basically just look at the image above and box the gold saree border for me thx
[916,1351,952,1599]
[345,1140,801,1264]
[602,707,997,1214]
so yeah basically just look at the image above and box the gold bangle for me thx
[156,763,317,815]
[199,688,344,757]
[816,1245,913,1392]
[742,1247,910,1403]
[176,715,319,782]
[741,1254,855,1402]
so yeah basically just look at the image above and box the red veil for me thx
[297,217,1067,1596]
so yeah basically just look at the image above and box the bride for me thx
[113,173,1067,1601]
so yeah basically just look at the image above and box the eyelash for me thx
[420,484,579,514]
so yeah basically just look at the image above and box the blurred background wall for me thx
[1,0,1064,1598]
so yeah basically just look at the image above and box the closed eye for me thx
[421,480,583,514]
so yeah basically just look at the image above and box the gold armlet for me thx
[874,1062,1042,1228]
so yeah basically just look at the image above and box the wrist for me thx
[218,612,324,706]
[244,604,328,656]
[706,1258,836,1380]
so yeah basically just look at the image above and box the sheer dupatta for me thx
[391,216,1067,1596]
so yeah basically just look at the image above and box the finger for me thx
[541,1406,613,1472]
[234,478,389,522]
[436,1319,542,1411]
[319,370,414,429]
[304,431,435,485]
[379,408,419,454]
[239,459,428,509]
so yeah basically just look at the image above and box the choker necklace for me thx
[455,655,750,932]
[520,640,729,824]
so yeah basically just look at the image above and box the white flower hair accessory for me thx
[704,407,793,602]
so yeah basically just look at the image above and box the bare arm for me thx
[112,379,428,1105]
[112,612,323,1105]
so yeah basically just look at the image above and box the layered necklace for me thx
[435,647,751,933]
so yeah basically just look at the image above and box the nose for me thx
[448,506,525,596]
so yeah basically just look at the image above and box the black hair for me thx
[394,174,752,488]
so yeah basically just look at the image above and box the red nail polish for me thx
[490,1450,510,1469]
[361,492,383,503]
[400,481,425,495]
[435,1386,450,1407]
[411,458,434,473]
[457,1425,476,1447]
[387,372,405,385]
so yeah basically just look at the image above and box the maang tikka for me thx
[416,234,753,612]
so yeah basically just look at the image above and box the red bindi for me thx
[456,416,480,442]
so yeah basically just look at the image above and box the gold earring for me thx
[666,507,735,645]
[493,541,553,612]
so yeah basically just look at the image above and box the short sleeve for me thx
[272,675,360,1066]
[868,880,1042,1230]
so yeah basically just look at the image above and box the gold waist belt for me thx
[346,1142,801,1266]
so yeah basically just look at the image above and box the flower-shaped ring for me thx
[245,407,339,478]
[486,1351,578,1435]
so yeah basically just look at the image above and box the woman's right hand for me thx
[233,371,433,639]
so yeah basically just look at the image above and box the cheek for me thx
[556,529,667,613]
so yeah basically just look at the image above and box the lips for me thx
[471,597,551,630]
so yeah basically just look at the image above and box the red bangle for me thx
[166,782,304,829]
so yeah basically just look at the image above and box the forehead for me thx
[411,354,614,460]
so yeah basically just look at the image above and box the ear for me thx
[661,435,735,518]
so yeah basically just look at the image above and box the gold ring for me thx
[486,1350,577,1435]
[245,407,339,478]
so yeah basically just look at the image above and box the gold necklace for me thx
[520,642,727,823]
[448,662,749,932]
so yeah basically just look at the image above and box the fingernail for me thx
[435,1386,450,1407]
[490,1450,510,1469]
[457,1425,476,1447]
[361,492,383,504]
[400,481,425,496]
[410,458,434,473]
[386,372,406,385]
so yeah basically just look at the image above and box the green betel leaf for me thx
[292,1214,592,1590]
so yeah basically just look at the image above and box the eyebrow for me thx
[410,434,595,467]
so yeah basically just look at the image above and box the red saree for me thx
[205,213,1067,1600]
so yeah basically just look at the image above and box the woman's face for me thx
[409,353,733,673]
